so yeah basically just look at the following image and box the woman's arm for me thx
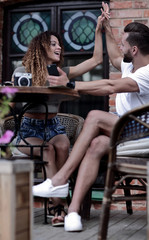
[68,14,103,79]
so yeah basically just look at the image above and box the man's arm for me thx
[75,77,139,96]
[48,67,139,96]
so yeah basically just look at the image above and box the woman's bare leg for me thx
[49,134,70,171]
[47,134,70,222]
[18,134,70,222]
[18,134,70,178]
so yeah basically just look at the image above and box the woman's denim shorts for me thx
[16,116,66,144]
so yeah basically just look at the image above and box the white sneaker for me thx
[64,212,83,232]
[32,179,69,198]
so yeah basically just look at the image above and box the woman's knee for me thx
[54,137,70,153]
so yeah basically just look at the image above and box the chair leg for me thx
[42,163,48,224]
[98,189,112,240]
[80,188,92,220]
[66,192,72,206]
[123,178,133,215]
[43,198,48,224]
[98,161,116,240]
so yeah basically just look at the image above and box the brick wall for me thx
[93,179,147,212]
[0,0,149,110]
[109,0,149,112]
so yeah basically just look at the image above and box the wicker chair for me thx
[3,113,84,149]
[57,113,84,149]
[98,104,149,240]
[2,113,84,222]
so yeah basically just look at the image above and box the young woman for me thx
[12,14,103,227]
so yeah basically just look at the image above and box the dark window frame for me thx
[2,0,109,82]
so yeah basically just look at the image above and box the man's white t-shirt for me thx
[116,61,149,116]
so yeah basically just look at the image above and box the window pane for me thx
[11,11,51,54]
[64,57,103,81]
[61,57,106,118]
[61,9,101,52]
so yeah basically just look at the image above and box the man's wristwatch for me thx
[66,81,75,89]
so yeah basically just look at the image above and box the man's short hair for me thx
[124,22,149,55]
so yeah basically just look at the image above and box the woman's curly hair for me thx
[22,31,64,86]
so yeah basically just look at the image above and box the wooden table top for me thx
[0,86,80,104]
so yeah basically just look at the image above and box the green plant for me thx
[0,87,18,157]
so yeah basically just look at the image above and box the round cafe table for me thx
[0,85,80,104]
[0,85,80,223]
[0,85,80,137]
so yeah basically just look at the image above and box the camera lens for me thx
[18,76,30,86]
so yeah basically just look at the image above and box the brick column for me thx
[109,0,149,112]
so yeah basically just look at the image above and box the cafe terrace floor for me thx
[33,205,147,240]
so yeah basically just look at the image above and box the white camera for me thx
[14,72,32,86]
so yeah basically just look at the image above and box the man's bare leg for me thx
[68,134,110,213]
[52,110,119,187]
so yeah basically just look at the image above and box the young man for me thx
[33,2,149,232]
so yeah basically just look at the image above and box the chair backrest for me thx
[110,104,149,162]
[57,113,84,146]
[2,115,16,132]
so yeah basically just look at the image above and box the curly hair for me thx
[22,31,64,86]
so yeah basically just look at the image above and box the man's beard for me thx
[123,50,133,63]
